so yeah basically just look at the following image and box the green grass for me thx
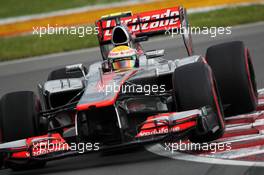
[189,4,264,27]
[0,34,98,62]
[0,0,124,19]
[0,5,264,62]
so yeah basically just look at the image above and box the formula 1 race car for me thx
[0,6,259,170]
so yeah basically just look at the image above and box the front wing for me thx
[0,109,203,162]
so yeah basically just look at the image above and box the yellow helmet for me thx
[108,46,137,70]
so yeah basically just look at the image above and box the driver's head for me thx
[108,46,137,71]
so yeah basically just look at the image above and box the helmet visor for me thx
[112,56,136,70]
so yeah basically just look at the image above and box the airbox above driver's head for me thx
[112,26,131,46]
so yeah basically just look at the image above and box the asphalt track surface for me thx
[0,22,264,175]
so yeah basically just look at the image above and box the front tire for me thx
[172,62,225,143]
[0,91,46,170]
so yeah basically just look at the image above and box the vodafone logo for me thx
[137,126,181,137]
[103,8,180,37]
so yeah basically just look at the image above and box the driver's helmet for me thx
[108,46,137,71]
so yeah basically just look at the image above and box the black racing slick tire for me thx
[47,66,88,81]
[173,62,225,143]
[206,41,258,116]
[0,91,46,170]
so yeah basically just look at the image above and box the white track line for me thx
[146,143,264,167]
[199,145,264,159]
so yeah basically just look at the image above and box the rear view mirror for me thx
[145,49,165,59]
[101,60,111,72]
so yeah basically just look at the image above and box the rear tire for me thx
[173,62,225,143]
[0,91,46,170]
[206,41,257,116]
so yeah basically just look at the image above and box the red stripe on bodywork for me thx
[136,112,198,138]
[77,99,115,111]
[77,70,137,111]
[136,121,196,138]
[11,133,67,159]
[12,151,30,159]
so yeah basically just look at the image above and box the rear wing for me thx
[96,6,193,56]
[96,6,181,42]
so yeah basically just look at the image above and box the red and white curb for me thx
[146,89,264,167]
